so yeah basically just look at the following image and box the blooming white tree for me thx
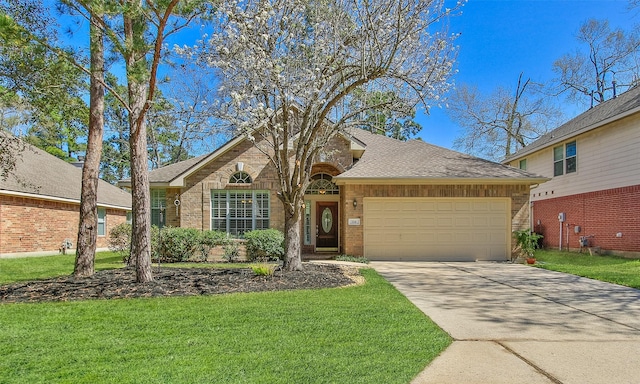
[191,0,460,270]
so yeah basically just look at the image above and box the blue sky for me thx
[418,0,636,149]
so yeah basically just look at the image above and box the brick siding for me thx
[0,194,127,255]
[532,184,640,254]
[176,135,352,235]
[156,133,533,259]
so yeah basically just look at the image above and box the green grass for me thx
[0,252,124,284]
[0,252,250,284]
[534,250,640,289]
[0,260,451,383]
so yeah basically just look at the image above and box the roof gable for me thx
[139,127,547,186]
[504,85,640,163]
[141,131,366,186]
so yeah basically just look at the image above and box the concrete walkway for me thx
[371,262,640,384]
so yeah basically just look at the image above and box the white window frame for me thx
[553,141,577,177]
[97,207,106,236]
[519,159,527,171]
[151,189,166,228]
[229,171,252,184]
[306,174,339,195]
[211,190,270,237]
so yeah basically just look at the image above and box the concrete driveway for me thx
[372,262,640,384]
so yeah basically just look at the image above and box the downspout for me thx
[529,184,540,232]
[202,183,205,232]
[559,221,563,251]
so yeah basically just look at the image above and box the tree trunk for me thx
[74,11,104,278]
[123,1,154,283]
[283,207,303,271]
[128,90,153,283]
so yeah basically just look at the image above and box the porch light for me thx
[353,198,357,208]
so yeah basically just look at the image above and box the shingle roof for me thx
[141,127,545,186]
[504,85,640,163]
[337,128,545,181]
[147,153,209,184]
[0,141,131,209]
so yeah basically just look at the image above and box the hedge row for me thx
[108,224,284,263]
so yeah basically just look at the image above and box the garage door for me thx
[363,198,510,261]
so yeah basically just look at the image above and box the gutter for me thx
[333,177,550,186]
[504,104,640,163]
[0,190,131,210]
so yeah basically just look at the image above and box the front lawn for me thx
[534,250,640,289]
[0,256,451,383]
[0,252,247,284]
[0,252,124,284]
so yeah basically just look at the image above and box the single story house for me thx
[121,127,546,261]
[0,142,132,257]
[503,85,640,255]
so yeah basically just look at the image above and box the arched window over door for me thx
[305,174,339,195]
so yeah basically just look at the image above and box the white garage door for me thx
[363,198,510,261]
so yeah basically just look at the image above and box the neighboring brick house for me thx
[504,85,640,256]
[0,143,132,257]
[122,127,545,261]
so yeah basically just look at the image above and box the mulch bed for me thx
[0,263,362,304]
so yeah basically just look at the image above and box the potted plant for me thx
[514,229,543,264]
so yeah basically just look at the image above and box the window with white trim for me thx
[306,174,339,195]
[211,190,270,237]
[519,159,527,171]
[553,141,577,176]
[97,208,106,236]
[229,171,252,184]
[151,189,166,228]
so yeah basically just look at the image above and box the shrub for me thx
[121,226,230,264]
[244,229,285,261]
[222,241,241,263]
[108,223,132,263]
[198,230,230,261]
[157,227,202,262]
[335,255,370,264]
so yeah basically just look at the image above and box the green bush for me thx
[198,230,230,261]
[108,223,132,263]
[150,228,229,263]
[222,241,241,263]
[156,227,201,262]
[114,226,230,264]
[244,229,285,261]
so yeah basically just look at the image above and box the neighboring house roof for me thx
[504,85,640,163]
[138,126,546,187]
[0,142,132,210]
[335,128,546,184]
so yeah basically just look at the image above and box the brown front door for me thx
[316,201,338,249]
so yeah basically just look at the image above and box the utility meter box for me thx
[558,212,566,222]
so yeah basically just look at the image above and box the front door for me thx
[316,201,338,250]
